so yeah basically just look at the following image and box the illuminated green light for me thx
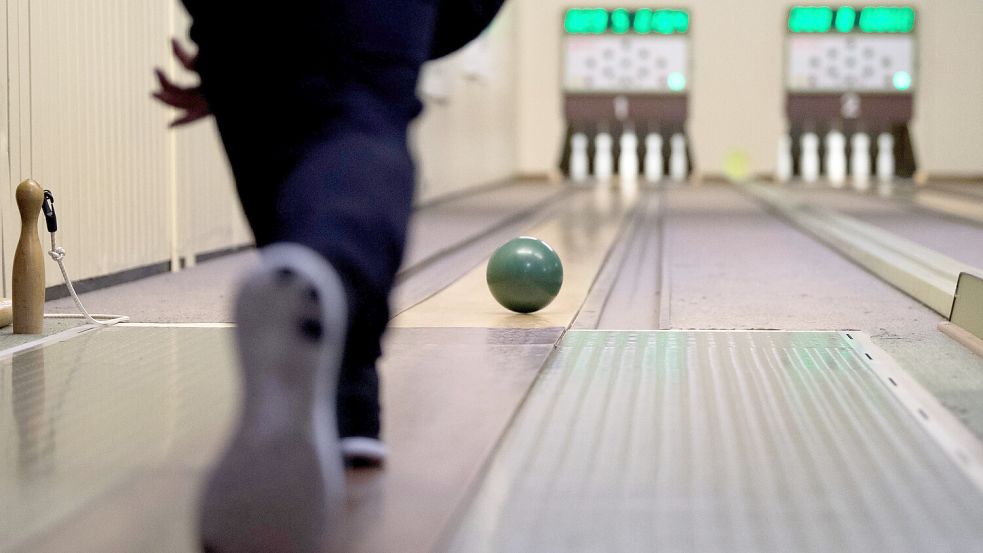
[564,10,583,33]
[789,6,833,33]
[667,72,686,92]
[835,7,857,33]
[859,7,883,32]
[564,8,689,35]
[788,5,914,34]
[652,10,674,34]
[589,9,610,33]
[859,6,915,33]
[564,8,609,35]
[893,71,913,91]
[611,9,631,34]
[675,10,690,33]
[634,9,653,34]
[898,7,916,32]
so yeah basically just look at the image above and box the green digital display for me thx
[564,8,690,35]
[788,6,915,34]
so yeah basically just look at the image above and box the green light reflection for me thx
[893,71,913,91]
[667,72,686,92]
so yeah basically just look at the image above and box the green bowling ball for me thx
[486,236,564,314]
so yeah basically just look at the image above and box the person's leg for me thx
[188,2,439,550]
[188,0,439,451]
[274,125,418,448]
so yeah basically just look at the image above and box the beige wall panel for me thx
[6,0,31,182]
[412,3,518,204]
[171,5,252,260]
[1,0,9,296]
[912,1,983,175]
[26,0,173,287]
[3,0,34,296]
[515,0,983,178]
[174,121,252,260]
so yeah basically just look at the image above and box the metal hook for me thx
[42,190,58,233]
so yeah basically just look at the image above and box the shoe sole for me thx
[200,243,348,553]
[341,437,389,469]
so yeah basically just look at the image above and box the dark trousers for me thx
[181,0,505,438]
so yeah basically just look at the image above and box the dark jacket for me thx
[431,0,507,59]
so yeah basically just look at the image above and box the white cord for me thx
[47,233,129,326]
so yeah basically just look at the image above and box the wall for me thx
[915,1,983,175]
[413,2,518,203]
[1,0,246,295]
[26,0,174,286]
[0,0,9,291]
[171,8,251,266]
[515,0,983,179]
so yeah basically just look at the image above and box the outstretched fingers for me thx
[171,39,199,72]
[152,67,210,127]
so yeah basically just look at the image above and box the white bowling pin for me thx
[877,133,895,184]
[776,134,793,184]
[669,133,688,182]
[570,133,589,183]
[825,130,847,188]
[800,133,820,183]
[619,131,639,183]
[594,133,614,183]
[644,134,664,184]
[851,133,871,191]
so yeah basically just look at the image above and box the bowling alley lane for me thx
[0,326,562,553]
[1,181,575,553]
[391,185,639,329]
[392,184,570,315]
[401,181,565,270]
[6,180,983,553]
[779,184,983,269]
[445,330,983,553]
[658,184,960,329]
[571,190,665,330]
[438,184,983,553]
[580,184,983,438]
[37,181,565,325]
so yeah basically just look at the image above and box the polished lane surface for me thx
[2,326,564,553]
[447,330,983,553]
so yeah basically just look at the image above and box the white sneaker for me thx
[200,243,348,553]
[341,437,389,468]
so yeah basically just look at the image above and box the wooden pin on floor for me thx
[13,179,46,335]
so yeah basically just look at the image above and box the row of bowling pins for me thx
[777,131,896,189]
[570,131,689,184]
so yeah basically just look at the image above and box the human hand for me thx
[152,39,210,127]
